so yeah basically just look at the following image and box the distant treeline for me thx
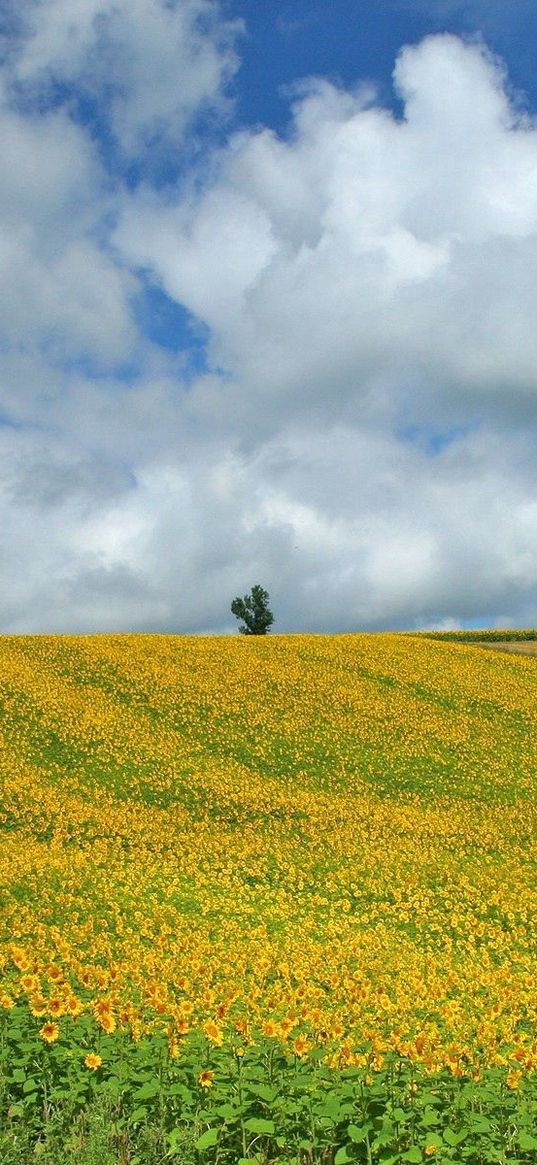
[409,628,537,642]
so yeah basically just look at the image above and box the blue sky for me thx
[1,0,537,634]
[234,1,537,129]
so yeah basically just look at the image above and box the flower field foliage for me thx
[411,629,537,643]
[1,632,537,1163]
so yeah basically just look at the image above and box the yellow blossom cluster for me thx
[1,632,537,1077]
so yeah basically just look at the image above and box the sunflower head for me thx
[39,1022,59,1043]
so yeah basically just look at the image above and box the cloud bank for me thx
[0,7,537,633]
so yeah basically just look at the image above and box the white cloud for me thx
[0,0,242,367]
[5,0,242,155]
[0,101,136,364]
[117,34,537,435]
[0,25,537,633]
[1,404,537,635]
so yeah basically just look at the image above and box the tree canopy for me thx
[230,585,274,635]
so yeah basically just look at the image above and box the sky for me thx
[1,0,537,635]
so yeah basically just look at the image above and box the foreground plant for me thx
[2,1009,537,1164]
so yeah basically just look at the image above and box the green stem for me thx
[237,1052,247,1160]
[360,1080,373,1165]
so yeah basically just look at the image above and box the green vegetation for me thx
[1,631,537,1162]
[3,1011,537,1164]
[410,628,537,643]
[231,585,275,634]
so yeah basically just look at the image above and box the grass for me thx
[1,630,537,1161]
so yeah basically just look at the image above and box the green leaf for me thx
[402,1149,423,1163]
[166,1128,186,1155]
[133,1080,160,1101]
[245,1082,278,1102]
[392,1107,410,1123]
[215,1103,240,1121]
[423,1133,443,1149]
[195,1128,220,1151]
[129,1106,149,1123]
[443,1128,467,1147]
[50,1087,73,1101]
[468,1116,492,1133]
[418,1092,442,1106]
[518,1132,537,1151]
[22,1077,39,1093]
[348,1124,369,1142]
[315,1098,342,1122]
[420,1108,440,1127]
[334,1147,357,1165]
[244,1117,276,1135]
[7,1103,24,1118]
[103,1076,122,1097]
[167,1083,194,1103]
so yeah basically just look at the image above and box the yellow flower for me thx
[203,1019,223,1045]
[0,994,14,1009]
[425,1147,437,1157]
[12,950,30,972]
[20,974,39,993]
[84,1053,102,1071]
[39,1022,59,1043]
[198,1070,214,1088]
[66,995,83,1016]
[47,997,65,1017]
[98,1012,116,1033]
[29,994,48,1017]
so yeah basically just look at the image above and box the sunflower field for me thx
[1,632,537,1163]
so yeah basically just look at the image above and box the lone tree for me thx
[231,584,274,635]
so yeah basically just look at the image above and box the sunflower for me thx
[20,975,39,993]
[293,1034,309,1058]
[203,1019,223,1045]
[66,995,83,1016]
[39,1022,59,1043]
[47,997,64,1017]
[29,994,48,1017]
[98,1012,116,1033]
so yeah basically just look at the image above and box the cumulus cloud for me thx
[2,413,537,634]
[1,19,537,633]
[4,0,242,155]
[117,34,537,437]
[0,104,136,365]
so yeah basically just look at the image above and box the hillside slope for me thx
[1,632,537,1073]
